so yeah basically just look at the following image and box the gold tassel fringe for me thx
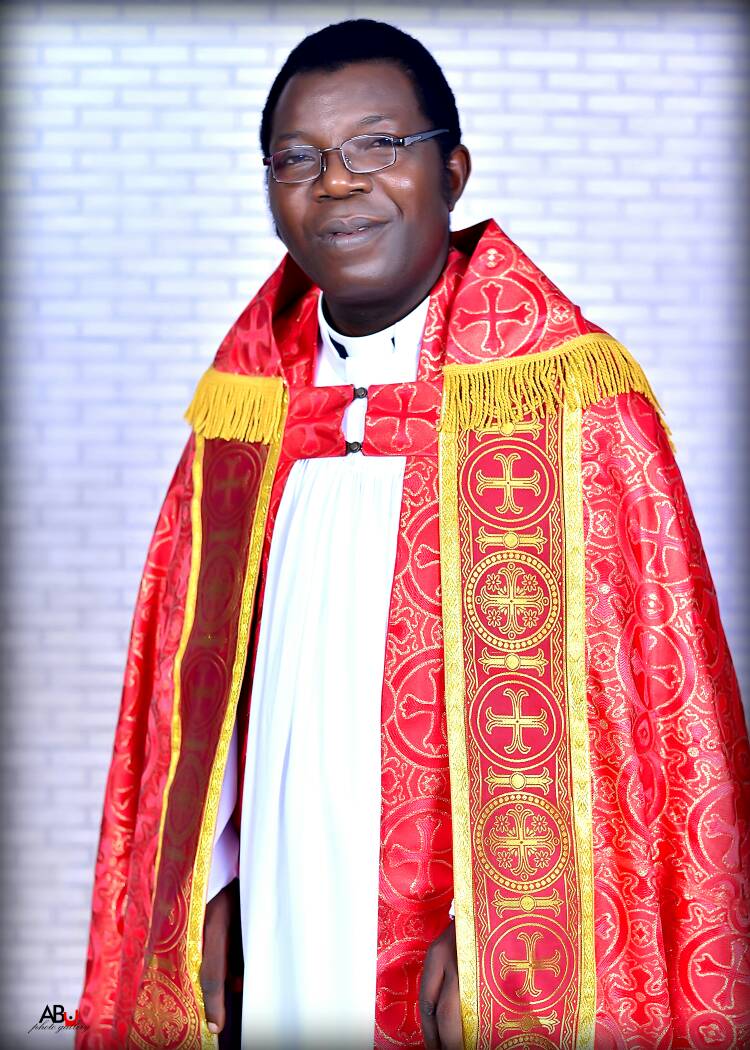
[184,366,287,444]
[185,339,670,447]
[440,333,671,442]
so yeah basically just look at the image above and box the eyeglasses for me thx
[263,129,449,184]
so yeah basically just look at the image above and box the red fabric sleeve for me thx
[582,392,750,1047]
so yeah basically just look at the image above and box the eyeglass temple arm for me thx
[398,128,450,147]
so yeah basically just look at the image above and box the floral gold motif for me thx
[465,552,559,651]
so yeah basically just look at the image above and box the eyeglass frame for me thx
[262,128,450,184]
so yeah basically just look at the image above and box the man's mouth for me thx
[318,218,389,249]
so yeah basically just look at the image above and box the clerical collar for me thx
[316,290,430,387]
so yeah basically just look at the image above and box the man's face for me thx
[266,60,468,324]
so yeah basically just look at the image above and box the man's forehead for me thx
[272,61,422,131]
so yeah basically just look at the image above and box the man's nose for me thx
[316,149,371,196]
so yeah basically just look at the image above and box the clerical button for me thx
[345,440,362,455]
[353,386,368,400]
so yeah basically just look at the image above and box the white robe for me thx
[206,291,431,1047]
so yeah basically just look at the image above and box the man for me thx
[77,19,750,1050]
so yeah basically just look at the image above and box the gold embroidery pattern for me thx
[440,402,595,1047]
[130,970,198,1050]
[464,552,559,650]
[474,794,570,891]
[439,429,479,1050]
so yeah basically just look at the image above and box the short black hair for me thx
[259,18,462,167]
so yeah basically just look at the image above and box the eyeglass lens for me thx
[272,135,396,182]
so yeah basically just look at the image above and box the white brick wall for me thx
[2,1,746,1041]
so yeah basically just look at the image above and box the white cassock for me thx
[206,290,431,1048]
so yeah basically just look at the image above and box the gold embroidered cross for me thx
[486,688,548,755]
[488,804,555,880]
[477,564,548,637]
[498,931,561,997]
[477,452,540,514]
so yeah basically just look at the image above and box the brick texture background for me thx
[1,1,746,1043]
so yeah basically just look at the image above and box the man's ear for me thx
[445,144,472,212]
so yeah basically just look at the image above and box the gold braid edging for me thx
[562,406,597,1047]
[439,428,479,1050]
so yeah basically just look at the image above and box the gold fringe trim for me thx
[184,366,286,444]
[440,333,671,442]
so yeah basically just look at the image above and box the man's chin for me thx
[315,247,402,292]
[317,266,401,307]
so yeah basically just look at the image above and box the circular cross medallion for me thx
[474,792,569,892]
[465,552,558,651]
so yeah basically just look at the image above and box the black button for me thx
[353,385,368,400]
[345,440,362,454]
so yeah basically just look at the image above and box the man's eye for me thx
[367,137,393,148]
[278,151,315,167]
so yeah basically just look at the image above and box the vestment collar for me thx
[316,289,430,387]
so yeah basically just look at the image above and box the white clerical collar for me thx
[316,289,430,387]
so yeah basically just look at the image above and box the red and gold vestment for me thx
[76,218,750,1049]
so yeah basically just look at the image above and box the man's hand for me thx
[419,920,463,1050]
[200,878,242,1035]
